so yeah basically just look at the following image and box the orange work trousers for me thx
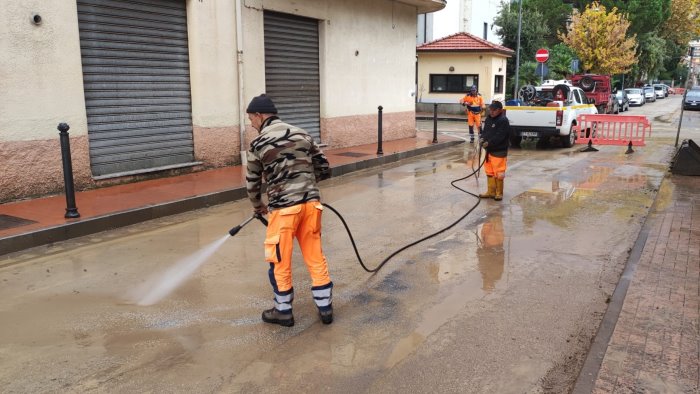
[264,201,331,292]
[484,155,507,179]
[467,111,482,129]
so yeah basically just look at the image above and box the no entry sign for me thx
[535,48,549,63]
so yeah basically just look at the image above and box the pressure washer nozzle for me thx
[228,225,243,237]
[228,215,255,237]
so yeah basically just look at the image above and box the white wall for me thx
[322,0,417,115]
[432,0,459,40]
[431,0,502,44]
[471,0,502,44]
[0,1,88,141]
[187,0,239,127]
[242,0,416,117]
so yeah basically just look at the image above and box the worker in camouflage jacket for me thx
[245,94,333,327]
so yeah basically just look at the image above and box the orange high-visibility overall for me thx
[460,94,484,130]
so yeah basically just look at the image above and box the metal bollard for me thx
[58,123,80,218]
[377,105,384,155]
[432,103,438,143]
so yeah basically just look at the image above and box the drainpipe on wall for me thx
[235,0,247,165]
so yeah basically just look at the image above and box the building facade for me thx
[0,0,445,202]
[417,0,503,45]
[416,32,514,111]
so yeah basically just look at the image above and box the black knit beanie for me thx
[246,94,278,114]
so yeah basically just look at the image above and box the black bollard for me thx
[377,105,384,156]
[58,123,80,218]
[432,103,438,143]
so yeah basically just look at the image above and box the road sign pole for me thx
[535,48,549,84]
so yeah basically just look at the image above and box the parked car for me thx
[653,84,665,99]
[684,89,700,110]
[643,86,656,102]
[609,94,621,114]
[615,90,630,112]
[660,84,671,96]
[625,88,645,106]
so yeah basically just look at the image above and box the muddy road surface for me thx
[1,95,697,393]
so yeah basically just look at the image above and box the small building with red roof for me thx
[416,32,514,110]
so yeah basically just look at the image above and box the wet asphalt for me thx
[1,96,698,393]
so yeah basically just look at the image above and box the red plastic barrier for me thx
[674,88,686,95]
[575,114,651,146]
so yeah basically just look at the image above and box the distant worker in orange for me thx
[460,85,484,143]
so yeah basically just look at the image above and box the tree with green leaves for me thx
[493,1,550,60]
[548,43,577,79]
[635,33,668,80]
[518,61,540,86]
[660,0,700,45]
[572,0,672,35]
[493,0,550,96]
[558,2,637,74]
[523,0,575,46]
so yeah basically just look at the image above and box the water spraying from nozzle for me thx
[130,214,269,306]
[131,235,229,306]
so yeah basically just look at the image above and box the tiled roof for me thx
[417,32,514,56]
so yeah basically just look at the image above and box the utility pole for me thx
[513,0,523,100]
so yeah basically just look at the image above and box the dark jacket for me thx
[481,112,510,158]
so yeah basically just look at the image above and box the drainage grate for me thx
[336,152,369,158]
[0,214,38,230]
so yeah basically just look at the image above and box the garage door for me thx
[77,0,195,177]
[264,12,321,141]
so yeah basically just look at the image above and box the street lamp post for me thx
[513,0,523,100]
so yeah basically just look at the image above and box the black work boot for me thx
[319,307,333,325]
[262,308,294,327]
[469,126,474,143]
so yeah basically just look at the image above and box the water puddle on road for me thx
[511,162,654,229]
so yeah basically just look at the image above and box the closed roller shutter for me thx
[77,0,195,177]
[264,12,321,141]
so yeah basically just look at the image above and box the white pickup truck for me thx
[505,81,598,148]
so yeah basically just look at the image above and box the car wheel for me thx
[562,124,575,148]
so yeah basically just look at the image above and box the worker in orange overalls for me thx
[459,85,484,143]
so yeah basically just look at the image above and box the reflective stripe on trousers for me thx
[311,282,333,311]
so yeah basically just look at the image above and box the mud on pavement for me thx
[0,133,677,393]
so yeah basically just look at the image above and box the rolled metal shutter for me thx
[77,0,195,177]
[264,12,321,141]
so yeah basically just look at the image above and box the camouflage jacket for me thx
[246,117,330,211]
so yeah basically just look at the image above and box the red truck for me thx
[570,74,618,114]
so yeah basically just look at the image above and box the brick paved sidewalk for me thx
[593,175,700,393]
